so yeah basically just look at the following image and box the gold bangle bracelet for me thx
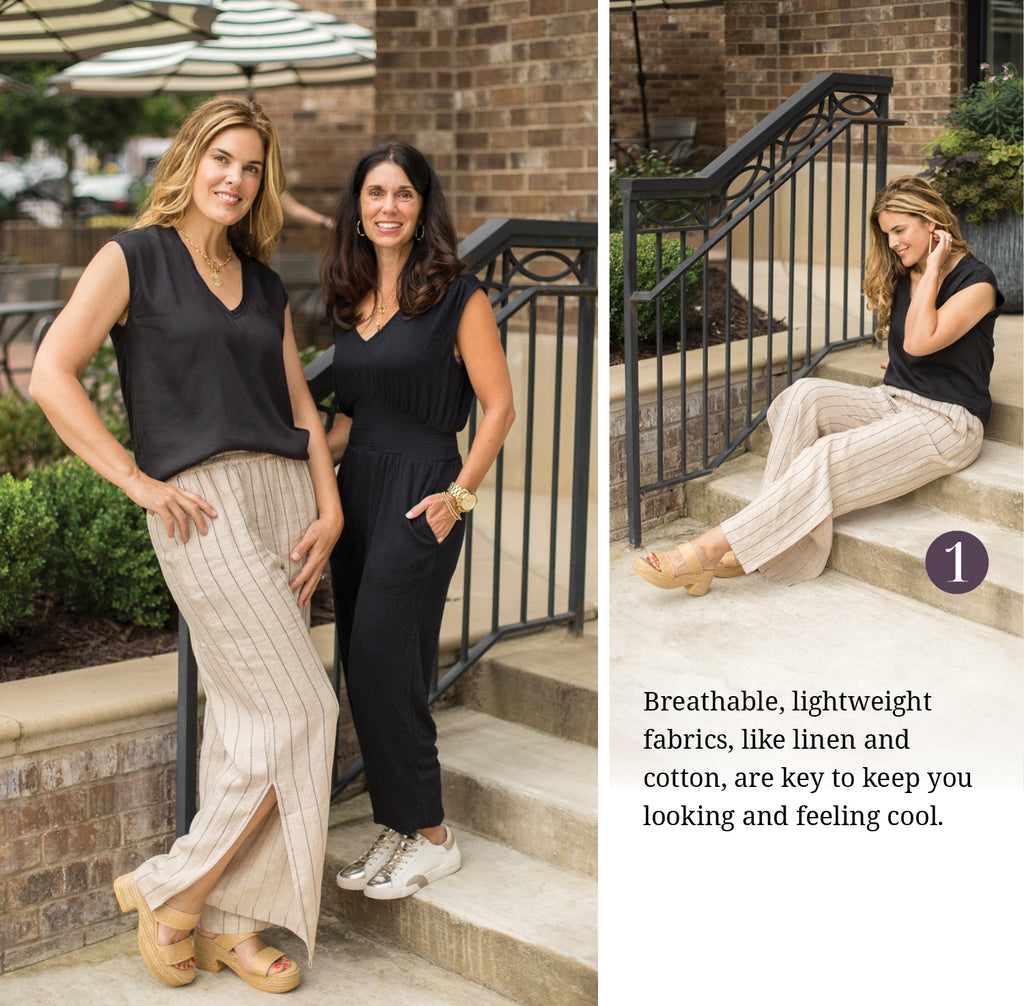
[441,492,462,521]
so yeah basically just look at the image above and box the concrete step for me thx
[0,916,525,1005]
[323,794,598,1006]
[435,706,597,877]
[687,451,1023,635]
[452,626,598,747]
[902,438,1023,532]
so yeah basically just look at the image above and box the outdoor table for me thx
[0,298,65,393]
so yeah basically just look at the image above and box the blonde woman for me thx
[633,175,1002,593]
[31,98,341,992]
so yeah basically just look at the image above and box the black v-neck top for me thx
[884,254,1003,425]
[331,273,480,435]
[109,226,309,481]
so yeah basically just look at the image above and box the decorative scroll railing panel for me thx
[620,72,902,547]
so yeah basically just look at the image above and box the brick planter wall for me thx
[609,356,769,539]
[0,658,181,972]
[0,727,177,970]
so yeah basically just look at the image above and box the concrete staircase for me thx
[320,626,598,1006]
[685,336,1023,636]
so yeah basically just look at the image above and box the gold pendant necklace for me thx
[361,287,397,336]
[178,227,233,288]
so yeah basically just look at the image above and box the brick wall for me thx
[0,723,176,970]
[373,0,599,237]
[723,0,966,168]
[609,361,768,539]
[610,2,968,174]
[609,5,726,158]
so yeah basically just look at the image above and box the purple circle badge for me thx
[925,531,988,594]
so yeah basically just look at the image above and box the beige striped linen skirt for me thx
[136,451,339,960]
[722,378,984,584]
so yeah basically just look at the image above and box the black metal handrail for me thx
[620,72,901,547]
[177,218,597,832]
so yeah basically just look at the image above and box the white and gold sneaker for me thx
[363,827,461,900]
[335,827,402,890]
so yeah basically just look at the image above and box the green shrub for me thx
[0,474,55,633]
[923,64,1023,226]
[0,390,68,477]
[33,457,172,629]
[609,230,703,355]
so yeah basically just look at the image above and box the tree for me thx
[0,62,204,217]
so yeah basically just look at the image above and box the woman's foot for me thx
[647,542,715,576]
[193,931,301,993]
[113,873,200,987]
[195,930,291,975]
[364,826,462,900]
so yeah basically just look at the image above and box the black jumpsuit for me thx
[329,274,480,835]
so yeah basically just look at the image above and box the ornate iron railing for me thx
[620,72,901,546]
[177,218,597,831]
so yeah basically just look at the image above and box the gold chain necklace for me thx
[178,228,233,288]
[361,287,397,335]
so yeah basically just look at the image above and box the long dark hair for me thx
[320,141,464,329]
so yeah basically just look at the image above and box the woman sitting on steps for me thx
[633,176,1003,595]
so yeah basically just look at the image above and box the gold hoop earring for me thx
[415,223,425,241]
[356,219,366,237]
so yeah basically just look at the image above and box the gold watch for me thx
[445,482,477,513]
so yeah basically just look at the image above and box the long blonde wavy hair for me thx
[863,175,970,341]
[133,97,285,264]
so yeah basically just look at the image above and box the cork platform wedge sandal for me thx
[632,542,714,595]
[714,550,746,578]
[113,873,200,987]
[193,931,301,993]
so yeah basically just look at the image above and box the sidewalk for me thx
[0,915,519,1005]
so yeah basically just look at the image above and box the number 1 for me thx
[945,541,965,583]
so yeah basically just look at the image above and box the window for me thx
[967,0,1023,85]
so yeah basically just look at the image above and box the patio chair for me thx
[649,116,697,166]
[0,263,63,394]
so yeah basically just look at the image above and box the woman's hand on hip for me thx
[406,493,459,543]
[289,513,343,606]
[126,471,218,543]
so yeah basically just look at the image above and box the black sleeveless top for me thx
[110,226,309,481]
[331,273,480,434]
[884,254,1003,425]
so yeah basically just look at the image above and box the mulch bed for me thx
[610,265,786,365]
[1,582,336,683]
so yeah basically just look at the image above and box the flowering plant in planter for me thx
[922,64,1022,226]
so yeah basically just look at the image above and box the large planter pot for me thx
[957,208,1023,313]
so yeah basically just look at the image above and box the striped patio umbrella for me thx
[0,1,217,62]
[50,0,374,99]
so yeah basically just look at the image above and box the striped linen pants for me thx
[135,452,339,960]
[721,378,984,584]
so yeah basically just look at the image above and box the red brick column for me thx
[374,0,598,235]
